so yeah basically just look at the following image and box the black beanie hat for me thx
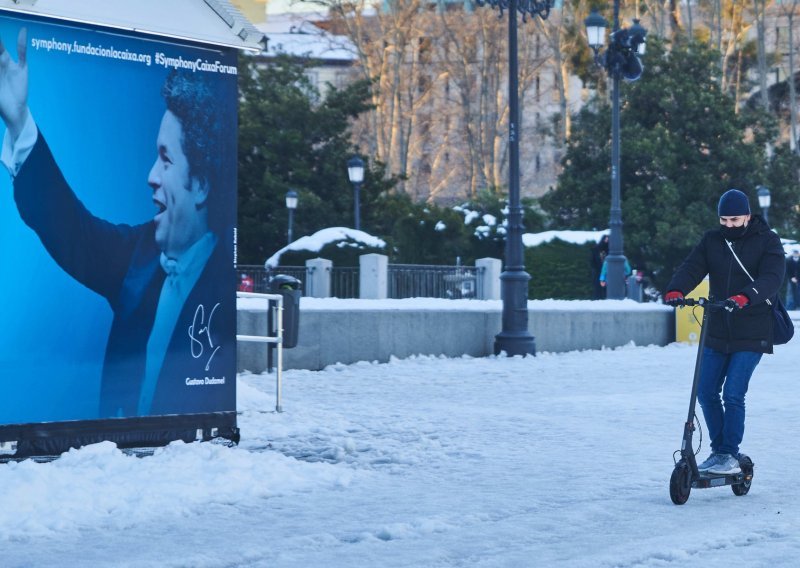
[718,189,751,216]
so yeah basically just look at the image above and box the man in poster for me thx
[0,28,235,418]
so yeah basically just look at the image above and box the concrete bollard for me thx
[360,253,388,299]
[476,257,502,300]
[305,258,332,298]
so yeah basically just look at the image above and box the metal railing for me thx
[237,263,484,299]
[236,292,285,412]
[388,264,483,299]
[331,266,359,298]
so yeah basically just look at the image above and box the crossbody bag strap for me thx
[725,239,773,306]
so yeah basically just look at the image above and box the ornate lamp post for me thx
[756,185,771,225]
[474,0,555,356]
[285,189,298,244]
[347,156,365,231]
[585,5,647,300]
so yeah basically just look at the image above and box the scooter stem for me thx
[681,303,712,476]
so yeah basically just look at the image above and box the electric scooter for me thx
[669,297,754,505]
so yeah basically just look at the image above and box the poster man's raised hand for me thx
[0,28,28,141]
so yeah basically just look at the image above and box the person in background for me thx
[598,255,632,291]
[785,249,800,310]
[239,273,255,293]
[664,189,784,476]
[590,235,609,299]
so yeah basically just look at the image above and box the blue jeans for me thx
[697,348,762,457]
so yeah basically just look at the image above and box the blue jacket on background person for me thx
[598,258,632,287]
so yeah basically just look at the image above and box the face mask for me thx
[720,224,748,240]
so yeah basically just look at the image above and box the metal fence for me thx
[331,266,359,298]
[237,263,484,299]
[388,264,483,300]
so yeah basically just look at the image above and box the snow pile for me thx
[522,229,609,248]
[265,227,386,267]
[5,343,800,565]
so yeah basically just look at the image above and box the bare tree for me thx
[533,1,584,148]
[778,0,800,153]
[430,8,551,199]
[683,0,751,99]
[318,0,432,192]
[640,0,668,38]
[316,1,554,201]
[433,11,503,198]
[716,1,751,105]
[753,0,771,111]
[669,0,684,40]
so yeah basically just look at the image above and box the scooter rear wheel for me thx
[670,460,692,505]
[732,455,754,496]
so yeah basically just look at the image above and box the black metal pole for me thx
[494,0,536,356]
[762,207,769,226]
[605,0,628,300]
[354,182,361,231]
[288,209,294,245]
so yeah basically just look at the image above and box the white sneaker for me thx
[707,454,741,475]
[697,453,720,472]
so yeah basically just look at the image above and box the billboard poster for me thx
[0,13,238,430]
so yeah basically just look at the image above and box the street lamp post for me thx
[585,5,647,300]
[757,185,771,225]
[475,0,555,357]
[285,189,298,245]
[347,156,365,231]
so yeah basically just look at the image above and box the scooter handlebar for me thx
[673,297,728,310]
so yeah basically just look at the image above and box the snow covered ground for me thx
[4,334,800,566]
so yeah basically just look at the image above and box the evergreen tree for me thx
[541,39,781,289]
[237,54,395,264]
[762,144,800,240]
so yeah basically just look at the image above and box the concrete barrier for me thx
[237,301,674,373]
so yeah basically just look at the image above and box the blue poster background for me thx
[0,14,237,424]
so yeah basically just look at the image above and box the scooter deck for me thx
[692,470,750,488]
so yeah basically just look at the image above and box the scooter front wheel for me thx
[670,460,692,505]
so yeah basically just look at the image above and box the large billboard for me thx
[0,12,238,452]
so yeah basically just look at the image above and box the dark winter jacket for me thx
[666,216,785,354]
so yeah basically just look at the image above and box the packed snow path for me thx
[3,339,800,567]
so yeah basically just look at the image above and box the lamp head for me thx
[609,25,646,81]
[584,9,608,52]
[757,185,771,209]
[347,156,365,184]
[629,19,647,55]
[285,189,298,210]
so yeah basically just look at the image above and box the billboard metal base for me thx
[0,412,239,461]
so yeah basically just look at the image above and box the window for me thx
[306,70,319,90]
[552,72,560,102]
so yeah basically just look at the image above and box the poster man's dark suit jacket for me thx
[13,134,235,418]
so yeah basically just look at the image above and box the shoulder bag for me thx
[725,240,794,345]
